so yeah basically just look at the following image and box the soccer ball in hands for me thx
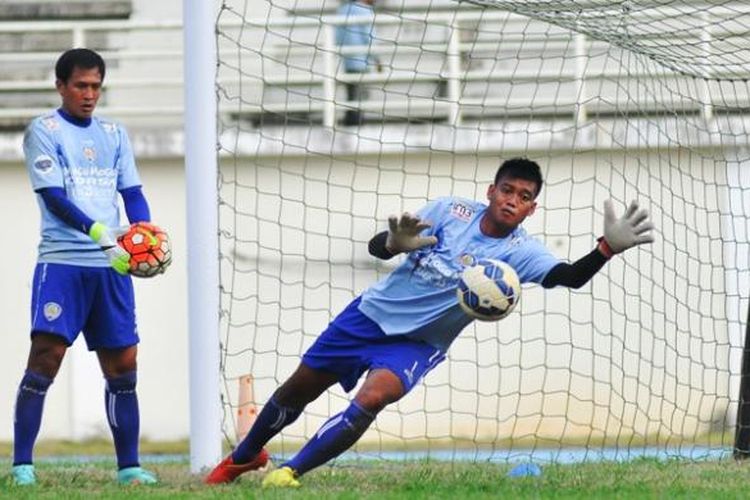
[117,222,172,278]
[457,259,521,321]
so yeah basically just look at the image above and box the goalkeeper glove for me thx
[385,212,438,254]
[599,199,655,258]
[89,222,130,275]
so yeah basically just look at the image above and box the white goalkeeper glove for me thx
[385,212,438,255]
[89,222,130,275]
[600,199,655,257]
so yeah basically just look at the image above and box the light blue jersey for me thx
[335,1,376,73]
[359,197,560,350]
[23,110,141,266]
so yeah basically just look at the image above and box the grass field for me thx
[1,457,750,499]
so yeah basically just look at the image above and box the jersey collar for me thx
[57,108,92,127]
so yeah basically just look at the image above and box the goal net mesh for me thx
[215,0,750,462]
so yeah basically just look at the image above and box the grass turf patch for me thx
[1,458,750,499]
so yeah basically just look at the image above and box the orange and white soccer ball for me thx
[117,222,172,278]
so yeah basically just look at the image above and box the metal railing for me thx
[0,6,748,127]
[0,19,184,124]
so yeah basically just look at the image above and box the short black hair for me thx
[55,48,106,83]
[493,157,544,198]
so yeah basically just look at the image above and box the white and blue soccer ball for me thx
[456,259,521,321]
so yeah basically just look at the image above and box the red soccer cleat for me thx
[204,448,270,484]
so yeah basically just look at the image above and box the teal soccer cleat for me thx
[117,466,158,485]
[12,464,36,486]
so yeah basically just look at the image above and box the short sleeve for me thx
[23,119,65,190]
[415,197,451,236]
[115,125,142,190]
[509,238,561,285]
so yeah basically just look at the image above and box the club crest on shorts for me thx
[43,302,62,321]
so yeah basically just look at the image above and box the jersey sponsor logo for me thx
[33,155,54,174]
[42,117,60,131]
[451,202,474,222]
[66,165,118,198]
[412,252,461,288]
[43,302,62,321]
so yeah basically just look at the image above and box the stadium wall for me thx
[0,139,741,442]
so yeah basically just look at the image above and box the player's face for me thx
[56,66,102,120]
[483,176,538,236]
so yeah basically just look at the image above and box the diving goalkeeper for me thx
[205,158,654,487]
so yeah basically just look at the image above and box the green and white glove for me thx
[385,212,438,255]
[601,199,655,256]
[89,222,130,275]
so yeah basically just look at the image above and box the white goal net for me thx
[215,0,750,462]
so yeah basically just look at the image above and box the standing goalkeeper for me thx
[205,158,654,488]
[11,48,156,486]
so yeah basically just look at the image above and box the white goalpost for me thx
[184,0,223,472]
[186,0,750,468]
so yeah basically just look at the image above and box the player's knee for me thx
[98,347,137,378]
[273,386,312,412]
[101,360,137,379]
[27,351,64,377]
[354,397,385,414]
[274,366,336,410]
[27,336,67,378]
[355,370,405,413]
[354,388,399,414]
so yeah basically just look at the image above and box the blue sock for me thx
[285,401,374,476]
[105,371,140,469]
[13,370,53,465]
[232,397,301,464]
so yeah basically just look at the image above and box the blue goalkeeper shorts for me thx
[30,262,138,351]
[302,296,446,393]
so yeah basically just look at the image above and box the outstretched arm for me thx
[368,230,393,259]
[542,199,654,289]
[368,212,438,260]
[542,248,608,289]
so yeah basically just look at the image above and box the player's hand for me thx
[385,212,438,254]
[602,199,654,254]
[89,221,130,275]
